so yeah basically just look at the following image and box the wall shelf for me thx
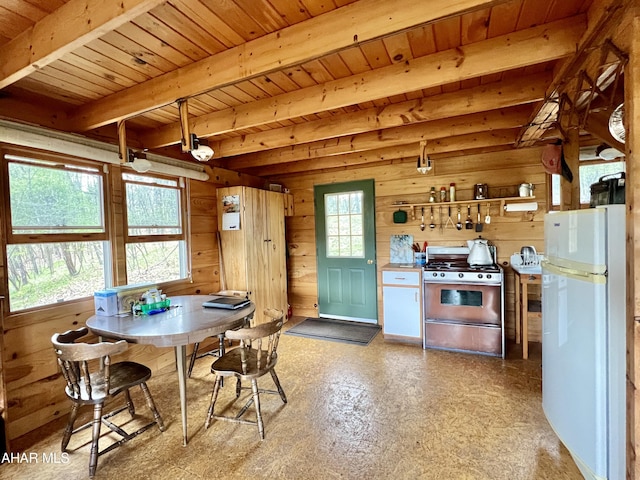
[392,196,536,220]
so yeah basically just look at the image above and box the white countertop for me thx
[512,264,542,275]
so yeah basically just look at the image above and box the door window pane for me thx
[325,191,364,258]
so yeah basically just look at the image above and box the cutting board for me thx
[390,234,414,264]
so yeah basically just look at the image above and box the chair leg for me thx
[270,369,287,404]
[124,389,135,416]
[89,403,103,479]
[61,402,79,452]
[251,379,265,440]
[187,342,200,378]
[205,376,222,429]
[235,378,242,398]
[140,382,165,432]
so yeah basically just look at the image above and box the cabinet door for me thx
[264,191,287,319]
[382,285,421,338]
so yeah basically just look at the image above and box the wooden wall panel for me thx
[274,146,546,340]
[1,173,229,443]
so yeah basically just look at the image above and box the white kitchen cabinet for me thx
[381,267,422,343]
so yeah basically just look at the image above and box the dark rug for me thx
[284,317,381,346]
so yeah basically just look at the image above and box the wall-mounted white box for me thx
[94,290,117,316]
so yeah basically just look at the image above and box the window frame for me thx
[121,172,191,284]
[3,148,110,246]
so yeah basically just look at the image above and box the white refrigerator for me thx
[542,205,626,480]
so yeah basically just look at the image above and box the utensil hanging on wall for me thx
[465,205,473,229]
[456,207,463,230]
[485,204,491,224]
[445,206,455,229]
[475,203,483,232]
[429,206,436,230]
[420,207,426,231]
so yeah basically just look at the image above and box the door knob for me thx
[367,259,374,264]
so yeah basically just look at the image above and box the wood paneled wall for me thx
[275,146,547,342]
[1,168,227,443]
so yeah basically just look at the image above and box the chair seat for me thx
[211,349,277,379]
[64,362,152,404]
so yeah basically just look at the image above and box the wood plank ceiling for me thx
[0,0,630,178]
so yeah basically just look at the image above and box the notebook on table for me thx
[202,295,250,310]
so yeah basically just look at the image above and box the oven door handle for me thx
[423,281,501,287]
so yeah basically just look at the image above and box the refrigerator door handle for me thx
[541,261,606,284]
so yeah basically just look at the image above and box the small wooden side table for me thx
[514,269,542,359]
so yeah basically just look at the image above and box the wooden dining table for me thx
[86,295,255,446]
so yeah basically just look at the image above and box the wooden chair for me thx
[51,327,165,478]
[187,290,250,378]
[204,309,287,439]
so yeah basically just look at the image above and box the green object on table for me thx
[141,299,171,315]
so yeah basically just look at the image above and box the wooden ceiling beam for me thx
[0,0,166,89]
[247,129,520,177]
[66,0,565,131]
[226,105,532,169]
[141,17,584,150]
[203,72,550,157]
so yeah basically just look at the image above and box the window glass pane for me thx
[126,241,186,284]
[338,194,350,214]
[339,236,351,256]
[338,215,351,235]
[351,214,363,235]
[324,191,364,258]
[325,195,338,215]
[7,242,107,311]
[8,160,104,234]
[326,216,339,236]
[350,193,362,214]
[126,183,181,235]
[351,236,364,257]
[327,236,340,256]
[552,174,561,206]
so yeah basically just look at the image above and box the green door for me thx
[314,180,378,323]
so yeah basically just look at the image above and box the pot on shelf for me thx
[519,183,534,197]
[467,237,494,266]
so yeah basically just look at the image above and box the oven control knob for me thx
[487,274,492,279]
[458,273,464,278]
[478,274,483,279]
[440,272,445,277]
[432,272,438,278]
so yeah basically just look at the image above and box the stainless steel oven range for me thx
[423,246,505,358]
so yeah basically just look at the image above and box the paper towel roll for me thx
[504,202,538,212]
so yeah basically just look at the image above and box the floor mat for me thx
[284,317,380,345]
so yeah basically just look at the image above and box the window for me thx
[324,191,364,257]
[123,173,188,284]
[552,160,625,206]
[4,153,109,311]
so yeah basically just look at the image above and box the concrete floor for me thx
[3,318,582,479]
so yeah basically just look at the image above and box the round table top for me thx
[86,295,255,347]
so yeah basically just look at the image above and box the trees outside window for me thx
[123,173,188,284]
[4,154,109,311]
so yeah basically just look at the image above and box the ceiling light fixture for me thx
[189,133,214,162]
[179,98,214,162]
[416,140,432,174]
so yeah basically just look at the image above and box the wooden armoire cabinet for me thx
[217,186,291,324]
